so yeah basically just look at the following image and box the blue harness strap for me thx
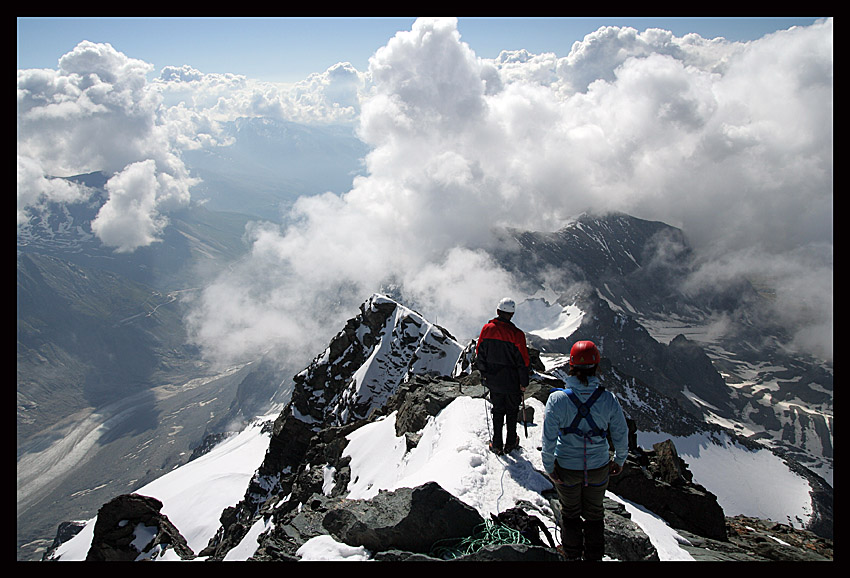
[552,386,608,486]
[560,387,607,439]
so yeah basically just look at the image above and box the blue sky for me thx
[17,17,823,83]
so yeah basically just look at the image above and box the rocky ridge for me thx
[49,294,831,562]
[64,371,832,562]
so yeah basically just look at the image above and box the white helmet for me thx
[497,297,516,314]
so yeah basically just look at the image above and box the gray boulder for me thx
[322,481,485,554]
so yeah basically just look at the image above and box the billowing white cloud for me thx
[16,39,368,252]
[17,40,197,251]
[90,160,166,252]
[153,60,366,127]
[16,155,89,226]
[18,18,831,363]
[185,17,832,367]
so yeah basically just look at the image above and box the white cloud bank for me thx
[17,41,197,252]
[17,18,832,364]
[16,40,366,251]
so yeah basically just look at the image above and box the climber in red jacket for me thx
[476,297,531,455]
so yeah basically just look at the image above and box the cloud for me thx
[17,36,368,253]
[185,17,832,367]
[90,159,177,253]
[18,19,830,363]
[17,41,197,251]
[682,242,833,361]
[154,61,366,127]
[16,155,89,226]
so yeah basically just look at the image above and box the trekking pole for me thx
[485,389,492,439]
[521,395,528,438]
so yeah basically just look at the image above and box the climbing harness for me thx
[553,386,609,486]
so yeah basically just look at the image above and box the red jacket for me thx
[475,317,530,393]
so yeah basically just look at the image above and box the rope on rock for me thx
[429,520,531,560]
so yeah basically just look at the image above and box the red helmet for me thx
[569,340,600,366]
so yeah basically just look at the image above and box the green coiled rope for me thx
[429,520,531,560]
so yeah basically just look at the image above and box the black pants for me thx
[554,462,609,561]
[490,390,521,450]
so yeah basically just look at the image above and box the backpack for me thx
[490,507,556,548]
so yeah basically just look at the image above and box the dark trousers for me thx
[553,462,609,561]
[489,390,521,449]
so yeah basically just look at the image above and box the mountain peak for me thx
[290,293,463,428]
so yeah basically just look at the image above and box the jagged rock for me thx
[404,431,422,451]
[250,482,489,561]
[188,432,230,461]
[676,516,834,561]
[674,530,769,561]
[290,294,463,428]
[203,296,470,560]
[41,521,86,561]
[322,482,485,554]
[386,374,484,437]
[601,499,660,561]
[650,439,688,485]
[274,495,334,554]
[85,493,194,561]
[608,440,727,541]
[198,505,249,558]
[725,515,833,561]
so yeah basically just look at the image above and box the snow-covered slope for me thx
[51,414,275,561]
[52,396,699,561]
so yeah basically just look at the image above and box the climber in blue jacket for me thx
[541,340,629,561]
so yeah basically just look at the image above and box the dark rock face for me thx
[200,296,466,559]
[41,521,86,561]
[386,373,487,438]
[534,292,734,423]
[493,213,703,321]
[289,295,462,427]
[601,498,660,561]
[608,438,727,541]
[85,494,193,561]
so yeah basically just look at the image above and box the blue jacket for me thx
[541,376,629,474]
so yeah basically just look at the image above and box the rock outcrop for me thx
[84,494,194,561]
[608,435,728,541]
